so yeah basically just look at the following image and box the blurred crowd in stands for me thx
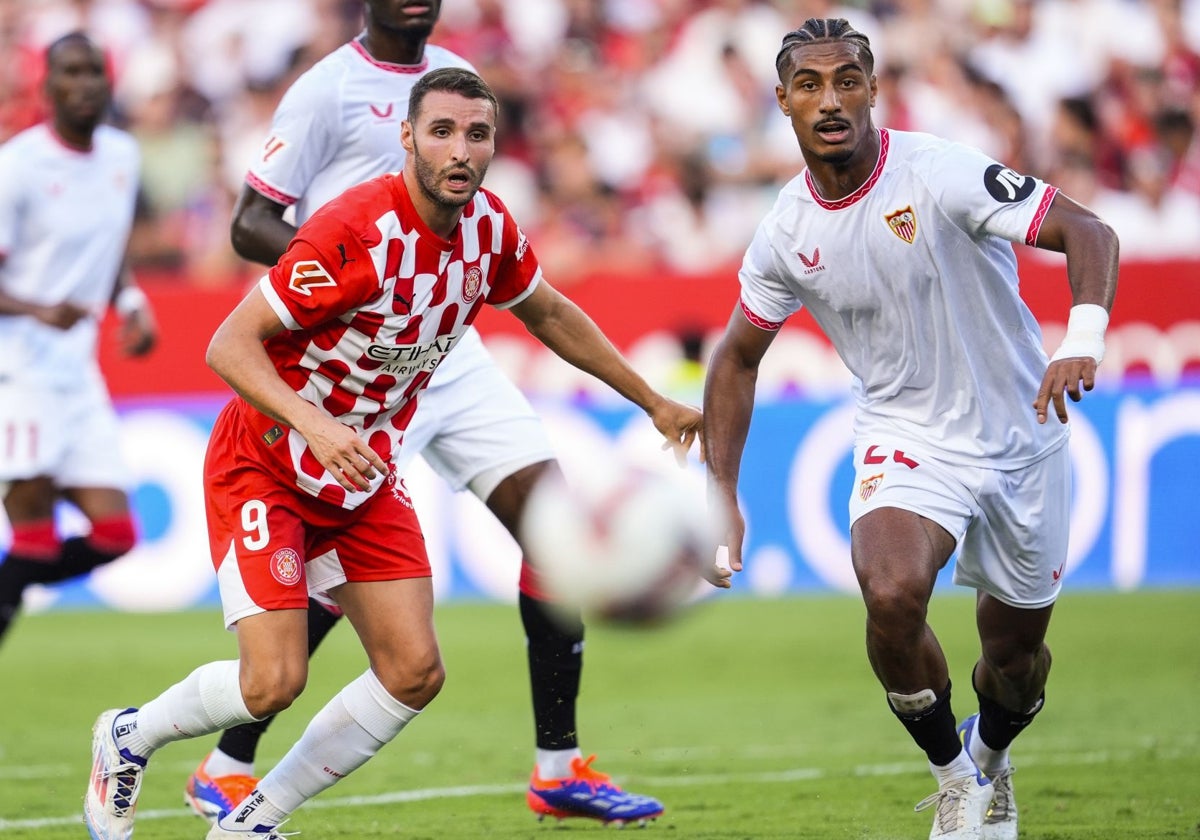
[2,0,1198,288]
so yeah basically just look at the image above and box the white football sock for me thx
[536,747,583,779]
[204,747,256,779]
[127,661,257,757]
[254,669,420,818]
[930,748,980,787]
[967,723,1010,777]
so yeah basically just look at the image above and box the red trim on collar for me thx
[805,128,889,211]
[350,39,429,74]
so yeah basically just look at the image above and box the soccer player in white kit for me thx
[83,67,703,840]
[0,32,156,648]
[184,0,671,826]
[703,19,1119,840]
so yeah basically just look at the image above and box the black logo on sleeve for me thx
[983,164,1036,203]
[337,243,356,269]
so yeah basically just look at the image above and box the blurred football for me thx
[520,455,722,625]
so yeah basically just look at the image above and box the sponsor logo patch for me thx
[885,206,917,243]
[270,548,303,586]
[983,164,1036,203]
[262,136,286,162]
[288,260,337,296]
[798,248,825,275]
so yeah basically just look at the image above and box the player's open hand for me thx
[120,307,158,356]
[299,414,389,492]
[648,397,704,466]
[1034,356,1098,424]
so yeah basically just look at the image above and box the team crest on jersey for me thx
[269,548,303,586]
[859,473,884,502]
[462,266,483,303]
[288,260,337,296]
[885,206,917,244]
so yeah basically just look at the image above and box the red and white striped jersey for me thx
[243,171,541,509]
[739,128,1067,468]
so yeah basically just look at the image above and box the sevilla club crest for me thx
[885,206,917,244]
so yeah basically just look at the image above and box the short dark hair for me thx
[45,30,100,69]
[775,18,874,82]
[408,67,499,123]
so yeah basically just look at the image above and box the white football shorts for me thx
[847,438,1071,609]
[395,331,555,502]
[0,370,129,490]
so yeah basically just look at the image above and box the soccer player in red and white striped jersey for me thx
[84,68,703,840]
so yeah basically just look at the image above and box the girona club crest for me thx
[885,206,917,244]
[462,266,483,303]
[270,548,303,586]
[859,473,884,502]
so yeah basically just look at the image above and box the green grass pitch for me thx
[0,590,1196,839]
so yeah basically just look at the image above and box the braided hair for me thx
[775,18,874,82]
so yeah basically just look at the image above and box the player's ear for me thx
[869,74,878,108]
[776,84,790,116]
[400,119,414,153]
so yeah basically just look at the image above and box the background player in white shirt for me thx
[84,67,704,840]
[180,0,677,826]
[702,19,1119,840]
[0,32,156,649]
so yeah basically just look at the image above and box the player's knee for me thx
[860,575,928,632]
[241,664,308,718]
[375,653,445,708]
[88,514,137,557]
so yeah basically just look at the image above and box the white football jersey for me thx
[739,128,1067,468]
[246,39,474,225]
[0,123,140,388]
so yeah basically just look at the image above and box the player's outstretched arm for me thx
[702,306,777,574]
[508,281,702,463]
[206,288,387,492]
[1027,193,1119,425]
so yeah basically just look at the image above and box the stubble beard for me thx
[412,144,482,210]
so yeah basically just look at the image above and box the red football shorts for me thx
[204,400,429,628]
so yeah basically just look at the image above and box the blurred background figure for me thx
[0,31,156,647]
[0,0,1191,284]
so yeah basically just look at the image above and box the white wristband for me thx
[1051,303,1108,363]
[114,285,148,317]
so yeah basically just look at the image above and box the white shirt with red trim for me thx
[0,123,139,388]
[249,172,541,509]
[245,39,474,226]
[739,128,1066,467]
